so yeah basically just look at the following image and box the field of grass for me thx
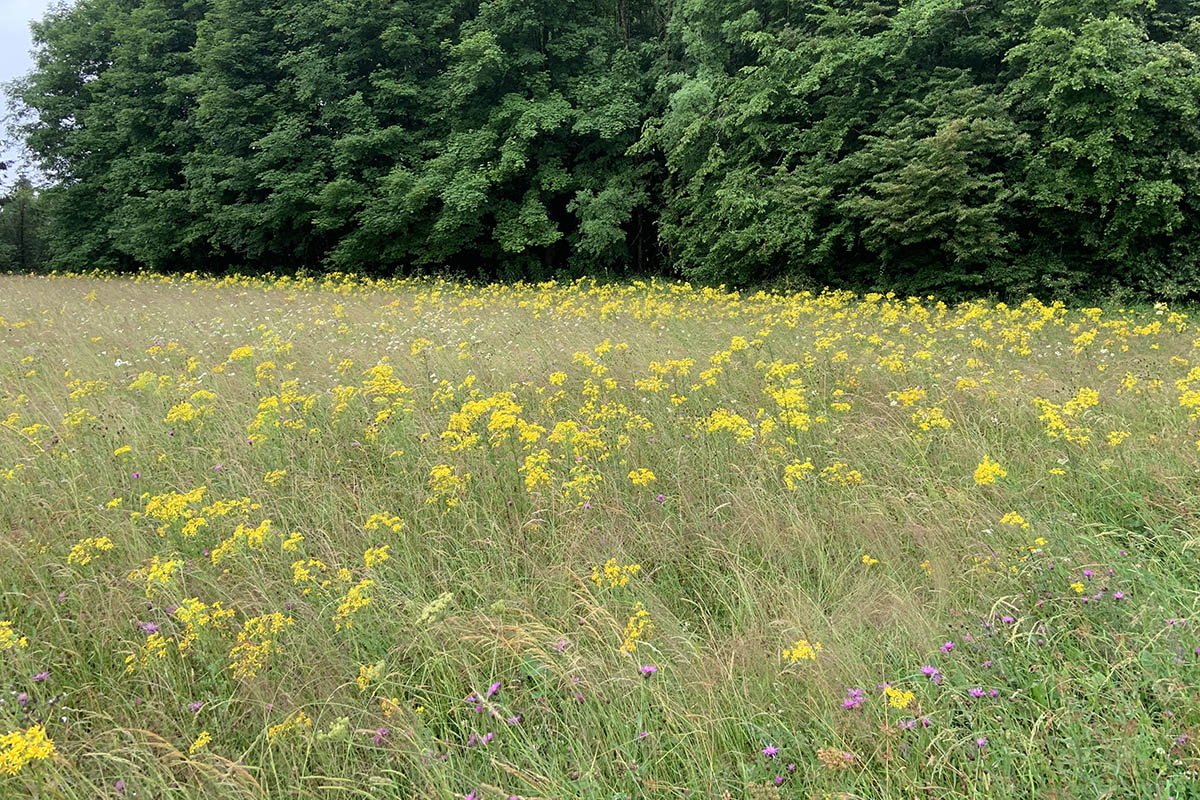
[1,272,1198,799]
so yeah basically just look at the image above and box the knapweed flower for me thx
[639,665,658,676]
[841,688,865,710]
[761,744,779,758]
[940,641,955,653]
[920,665,942,684]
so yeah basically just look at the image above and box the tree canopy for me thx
[9,0,1200,297]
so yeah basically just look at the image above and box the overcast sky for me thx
[2,0,57,183]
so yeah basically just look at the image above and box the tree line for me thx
[6,0,1200,297]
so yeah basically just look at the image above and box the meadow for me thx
[0,272,1198,799]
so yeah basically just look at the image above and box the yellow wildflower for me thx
[782,639,822,663]
[973,455,1007,485]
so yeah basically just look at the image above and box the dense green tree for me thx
[8,0,1200,297]
[1005,0,1200,296]
[14,0,204,272]
[0,177,47,271]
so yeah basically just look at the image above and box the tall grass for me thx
[0,272,1197,798]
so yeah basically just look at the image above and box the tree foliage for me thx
[0,177,46,271]
[8,0,1200,296]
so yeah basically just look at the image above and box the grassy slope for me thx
[0,273,1197,799]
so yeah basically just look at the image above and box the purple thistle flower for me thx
[975,737,988,749]
[940,641,955,653]
[762,744,779,758]
[639,665,658,675]
[920,665,942,684]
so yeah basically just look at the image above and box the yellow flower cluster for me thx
[973,456,1007,486]
[267,710,313,743]
[0,620,28,651]
[126,555,183,596]
[591,558,642,588]
[229,613,293,679]
[999,512,1029,529]
[884,686,915,709]
[188,730,211,755]
[822,462,864,486]
[334,579,374,630]
[782,639,823,663]
[67,536,114,565]
[619,602,653,654]
[0,725,56,775]
[627,468,656,486]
